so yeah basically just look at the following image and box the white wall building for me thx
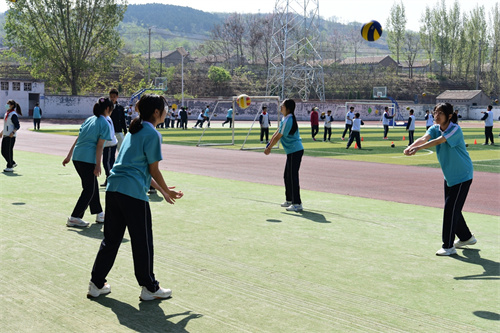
[0,78,45,116]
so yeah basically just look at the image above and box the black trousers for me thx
[408,130,414,145]
[102,145,117,178]
[260,127,269,142]
[485,126,494,144]
[71,160,102,218]
[91,191,159,292]
[222,117,232,127]
[342,124,352,138]
[164,118,170,128]
[1,136,16,168]
[442,179,473,249]
[383,125,389,138]
[33,118,41,130]
[346,130,361,149]
[170,119,175,128]
[284,150,303,205]
[311,125,319,139]
[324,126,332,141]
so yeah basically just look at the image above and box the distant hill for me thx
[122,4,221,36]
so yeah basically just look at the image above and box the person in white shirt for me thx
[424,110,434,130]
[320,110,334,142]
[259,106,271,143]
[382,106,395,139]
[346,113,364,149]
[480,105,494,145]
[341,107,354,140]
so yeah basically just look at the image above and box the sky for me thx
[0,0,496,31]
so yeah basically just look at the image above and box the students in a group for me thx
[62,97,113,227]
[264,99,304,212]
[404,102,476,256]
[88,94,183,301]
[406,109,415,145]
[1,99,22,172]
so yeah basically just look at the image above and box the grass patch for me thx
[1,151,499,332]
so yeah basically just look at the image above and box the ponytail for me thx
[283,99,298,135]
[129,117,143,134]
[7,100,22,116]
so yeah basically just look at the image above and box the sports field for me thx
[1,120,499,332]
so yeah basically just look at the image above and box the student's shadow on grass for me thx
[90,296,202,332]
[148,192,164,202]
[453,249,500,280]
[283,210,331,223]
[2,172,22,177]
[67,223,129,243]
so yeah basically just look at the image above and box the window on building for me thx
[0,82,8,91]
[24,82,32,91]
[12,82,20,91]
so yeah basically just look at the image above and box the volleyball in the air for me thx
[236,94,251,109]
[361,20,383,42]
[495,99,499,103]
[422,92,427,97]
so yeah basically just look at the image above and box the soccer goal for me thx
[197,96,281,149]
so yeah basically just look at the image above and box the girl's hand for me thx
[404,146,417,156]
[62,156,71,166]
[163,189,183,204]
[264,147,271,155]
[94,165,101,177]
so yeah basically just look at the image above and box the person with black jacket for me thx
[109,88,128,151]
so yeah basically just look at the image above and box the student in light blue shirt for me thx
[89,94,183,301]
[264,99,304,212]
[222,108,233,127]
[405,102,476,256]
[33,103,42,130]
[63,97,113,227]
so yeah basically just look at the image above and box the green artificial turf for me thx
[38,123,500,173]
[1,151,499,332]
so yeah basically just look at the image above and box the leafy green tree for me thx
[208,65,231,94]
[486,3,500,96]
[5,0,126,95]
[386,1,407,73]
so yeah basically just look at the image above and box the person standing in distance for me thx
[406,109,415,145]
[346,113,364,149]
[480,105,494,145]
[88,94,183,300]
[341,106,354,141]
[33,102,42,130]
[404,103,476,256]
[321,110,334,142]
[424,109,433,130]
[264,99,304,212]
[109,89,127,152]
[310,106,319,141]
[222,107,234,128]
[382,106,395,139]
[259,106,271,143]
[1,99,22,172]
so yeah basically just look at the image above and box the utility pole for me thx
[475,39,481,90]
[148,27,152,84]
[177,47,189,107]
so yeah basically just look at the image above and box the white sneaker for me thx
[280,201,292,207]
[454,235,477,249]
[87,281,111,298]
[67,216,89,227]
[3,168,14,172]
[286,204,303,212]
[96,212,105,223]
[140,286,172,301]
[436,247,457,256]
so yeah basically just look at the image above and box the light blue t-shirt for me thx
[226,108,233,118]
[204,108,210,117]
[72,115,112,164]
[427,123,473,187]
[33,106,41,119]
[279,114,303,154]
[106,122,163,202]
